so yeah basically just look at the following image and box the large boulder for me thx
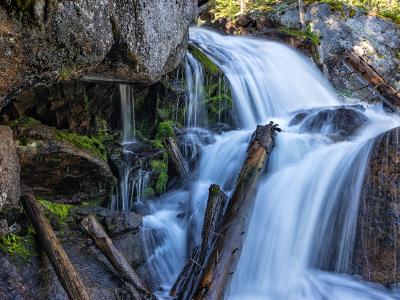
[289,105,369,140]
[0,0,196,108]
[0,125,20,212]
[353,126,400,285]
[12,120,116,204]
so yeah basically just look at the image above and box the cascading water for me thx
[119,84,136,144]
[184,52,207,128]
[143,27,400,299]
[112,84,149,211]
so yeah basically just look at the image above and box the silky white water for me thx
[143,27,400,299]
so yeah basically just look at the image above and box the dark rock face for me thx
[0,125,20,212]
[0,0,196,108]
[290,106,369,140]
[353,126,400,285]
[13,122,115,204]
[2,81,121,135]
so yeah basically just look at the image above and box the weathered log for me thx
[81,215,151,300]
[193,123,278,300]
[21,194,90,300]
[344,50,400,111]
[165,136,190,178]
[170,184,228,299]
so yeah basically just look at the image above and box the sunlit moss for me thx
[54,130,107,161]
[280,25,320,46]
[0,232,36,258]
[189,45,220,75]
[38,198,72,223]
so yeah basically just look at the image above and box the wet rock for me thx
[0,125,20,212]
[293,106,368,140]
[0,0,196,108]
[73,206,141,236]
[353,126,400,285]
[236,14,252,28]
[288,112,309,126]
[12,122,115,204]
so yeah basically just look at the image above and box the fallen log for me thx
[81,215,151,300]
[21,194,90,300]
[344,50,400,111]
[165,136,190,178]
[193,122,278,300]
[170,184,228,299]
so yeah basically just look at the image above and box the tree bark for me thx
[170,184,228,299]
[21,194,90,300]
[165,136,190,178]
[344,50,400,111]
[298,0,305,29]
[192,123,278,300]
[81,215,152,300]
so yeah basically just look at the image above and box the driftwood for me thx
[81,215,151,300]
[193,123,278,300]
[21,194,90,300]
[170,184,228,299]
[344,50,400,111]
[165,136,190,178]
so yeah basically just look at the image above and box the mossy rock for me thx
[150,159,169,195]
[54,130,107,161]
[279,25,320,46]
[0,230,37,259]
[38,198,72,224]
[189,45,221,75]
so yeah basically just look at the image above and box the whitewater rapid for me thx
[143,27,400,299]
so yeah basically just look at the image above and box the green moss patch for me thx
[10,116,41,128]
[150,159,169,195]
[38,199,72,223]
[280,25,320,46]
[189,45,220,75]
[0,231,36,258]
[55,130,107,161]
[155,120,175,140]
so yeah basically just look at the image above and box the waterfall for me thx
[112,84,148,211]
[119,84,136,144]
[184,52,207,128]
[143,27,400,299]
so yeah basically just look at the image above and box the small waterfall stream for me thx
[119,84,136,144]
[143,27,400,299]
[112,84,149,211]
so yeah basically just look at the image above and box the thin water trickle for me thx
[119,84,136,144]
[112,84,149,211]
[143,27,400,299]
